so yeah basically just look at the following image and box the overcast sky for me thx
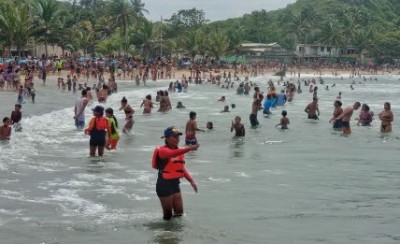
[142,0,297,22]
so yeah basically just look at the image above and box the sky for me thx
[142,0,297,22]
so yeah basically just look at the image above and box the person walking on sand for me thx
[152,126,199,220]
[333,102,361,135]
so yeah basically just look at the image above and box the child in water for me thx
[276,110,290,129]
[206,121,213,131]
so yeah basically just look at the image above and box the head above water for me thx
[105,107,114,115]
[189,111,196,119]
[121,96,127,104]
[281,110,287,116]
[92,105,104,116]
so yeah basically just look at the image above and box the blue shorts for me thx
[185,137,198,145]
[75,119,85,128]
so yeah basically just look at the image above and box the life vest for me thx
[152,146,186,180]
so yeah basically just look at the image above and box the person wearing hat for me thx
[151,126,199,220]
[84,105,111,157]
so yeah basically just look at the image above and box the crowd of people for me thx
[0,56,396,220]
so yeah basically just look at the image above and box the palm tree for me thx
[130,0,148,18]
[319,20,344,61]
[33,0,62,57]
[208,31,229,62]
[0,2,17,55]
[13,7,38,56]
[107,0,138,55]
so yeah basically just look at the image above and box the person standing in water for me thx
[0,117,12,140]
[276,110,290,129]
[231,116,245,136]
[379,102,393,133]
[10,104,22,132]
[333,102,361,135]
[105,108,120,150]
[305,97,320,120]
[141,94,155,114]
[329,100,343,130]
[250,98,261,127]
[119,97,134,133]
[74,89,89,129]
[84,106,111,157]
[185,111,204,145]
[152,126,199,220]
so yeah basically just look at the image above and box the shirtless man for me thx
[97,84,108,103]
[141,94,154,114]
[185,111,204,145]
[86,87,93,101]
[0,117,12,140]
[305,97,320,120]
[250,98,261,127]
[74,89,89,129]
[333,102,361,135]
[231,116,245,136]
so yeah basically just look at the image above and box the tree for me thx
[107,0,138,55]
[33,0,63,57]
[208,31,229,61]
[130,0,148,18]
[166,8,208,36]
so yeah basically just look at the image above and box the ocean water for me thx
[0,74,399,244]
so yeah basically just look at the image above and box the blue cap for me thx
[161,126,183,138]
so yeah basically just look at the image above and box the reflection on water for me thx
[230,137,245,158]
[145,219,185,244]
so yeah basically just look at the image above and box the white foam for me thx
[45,188,106,216]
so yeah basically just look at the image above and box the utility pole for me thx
[160,15,163,57]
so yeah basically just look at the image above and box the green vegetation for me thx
[0,0,399,60]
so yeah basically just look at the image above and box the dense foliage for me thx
[0,0,399,60]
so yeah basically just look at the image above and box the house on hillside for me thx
[294,44,340,59]
[238,43,268,56]
[238,42,291,60]
[294,44,369,63]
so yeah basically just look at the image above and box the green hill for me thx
[208,0,400,58]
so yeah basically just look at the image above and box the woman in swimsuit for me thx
[379,102,394,133]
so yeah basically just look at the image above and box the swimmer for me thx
[379,102,393,133]
[206,121,213,130]
[176,101,185,109]
[217,96,226,102]
[336,92,342,100]
[152,126,199,220]
[185,111,205,145]
[231,116,245,136]
[305,97,320,120]
[221,105,230,113]
[119,97,135,132]
[276,110,289,129]
[0,117,12,140]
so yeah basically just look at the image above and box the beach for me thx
[0,71,399,244]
